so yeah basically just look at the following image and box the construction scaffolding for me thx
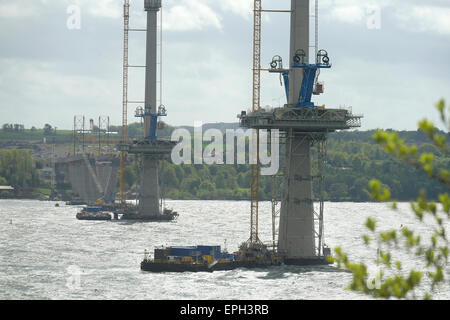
[72,115,116,156]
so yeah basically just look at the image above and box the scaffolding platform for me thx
[238,106,362,132]
[118,139,176,157]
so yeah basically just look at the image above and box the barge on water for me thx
[141,243,286,273]
[114,206,178,222]
[141,242,333,273]
[66,200,87,206]
[76,206,112,221]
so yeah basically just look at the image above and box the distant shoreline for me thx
[0,195,429,203]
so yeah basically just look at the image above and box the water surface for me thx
[1,200,448,300]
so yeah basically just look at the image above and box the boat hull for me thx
[120,214,177,222]
[76,213,112,221]
[141,259,283,273]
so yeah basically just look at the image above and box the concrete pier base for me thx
[138,155,161,217]
[278,135,315,258]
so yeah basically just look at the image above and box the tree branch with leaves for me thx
[329,99,449,299]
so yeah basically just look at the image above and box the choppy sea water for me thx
[0,200,449,300]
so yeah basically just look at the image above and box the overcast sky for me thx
[0,0,449,131]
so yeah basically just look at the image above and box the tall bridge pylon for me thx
[240,0,362,264]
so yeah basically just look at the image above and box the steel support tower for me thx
[239,0,362,265]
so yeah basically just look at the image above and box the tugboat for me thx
[76,206,112,221]
[141,242,282,273]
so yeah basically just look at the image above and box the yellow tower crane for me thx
[120,0,130,207]
[249,1,291,246]
[250,0,262,244]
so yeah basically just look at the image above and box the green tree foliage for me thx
[2,124,25,132]
[324,129,448,202]
[162,166,179,188]
[0,126,72,143]
[43,124,54,136]
[329,183,349,201]
[329,99,449,299]
[0,176,7,185]
[0,149,40,188]
[130,123,450,202]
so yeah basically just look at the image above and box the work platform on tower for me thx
[116,137,178,221]
[239,106,361,132]
[119,139,175,156]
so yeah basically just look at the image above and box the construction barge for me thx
[76,206,112,221]
[141,243,331,273]
[113,205,178,221]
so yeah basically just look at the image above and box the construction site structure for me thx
[139,0,361,273]
[51,115,120,206]
[118,0,177,221]
[239,0,362,265]
[55,154,120,205]
[73,115,117,156]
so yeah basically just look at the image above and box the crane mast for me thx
[120,0,130,207]
[250,0,262,244]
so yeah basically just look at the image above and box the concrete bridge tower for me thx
[140,0,162,217]
[278,0,315,262]
[238,0,362,264]
[119,0,176,220]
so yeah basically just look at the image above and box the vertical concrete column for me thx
[104,163,119,203]
[288,0,309,105]
[139,155,160,217]
[84,159,100,203]
[144,4,159,137]
[278,0,316,260]
[81,161,91,201]
[139,1,161,217]
[278,136,315,258]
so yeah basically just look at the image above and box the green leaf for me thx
[407,270,423,288]
[338,100,450,300]
[365,218,377,232]
[418,120,436,138]
[435,99,446,123]
[411,202,424,221]
[433,134,446,149]
[439,247,449,260]
[380,230,397,244]
[390,201,398,210]
[380,251,392,267]
[369,179,391,202]
[429,267,444,288]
